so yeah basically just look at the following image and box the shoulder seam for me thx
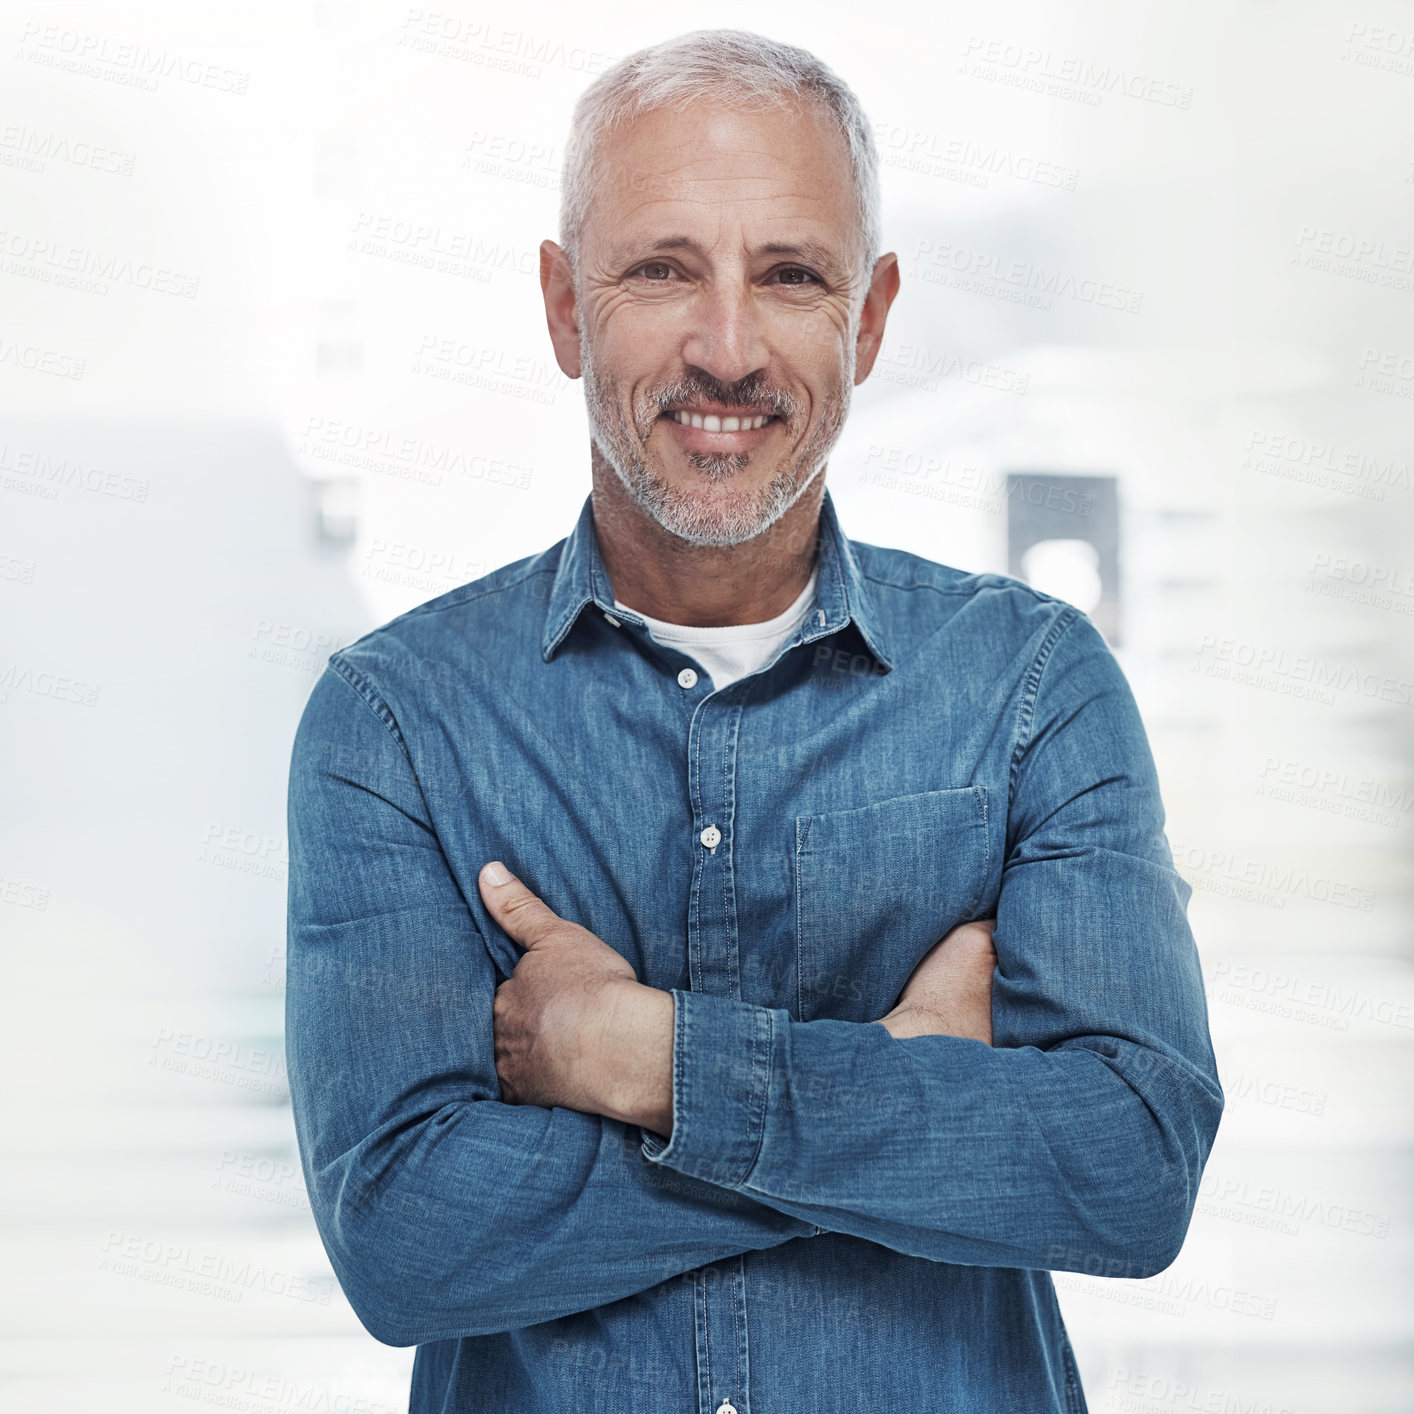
[1007,604,1084,807]
[381,562,554,630]
[326,655,409,754]
[857,563,1059,605]
[339,560,558,656]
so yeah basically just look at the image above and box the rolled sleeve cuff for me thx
[639,989,779,1191]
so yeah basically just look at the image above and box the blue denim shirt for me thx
[286,487,1223,1414]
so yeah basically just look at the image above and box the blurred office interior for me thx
[3,3,1410,1409]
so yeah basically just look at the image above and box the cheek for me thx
[592,292,683,344]
[797,354,854,415]
[589,318,675,392]
[769,310,852,380]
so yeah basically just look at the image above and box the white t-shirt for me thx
[615,568,820,691]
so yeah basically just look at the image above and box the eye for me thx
[773,266,822,288]
[632,260,677,281]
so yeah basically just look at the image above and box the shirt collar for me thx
[540,486,893,672]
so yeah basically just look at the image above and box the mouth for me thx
[658,405,784,451]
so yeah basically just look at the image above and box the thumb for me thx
[478,861,563,949]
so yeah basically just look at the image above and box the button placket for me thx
[684,692,750,1414]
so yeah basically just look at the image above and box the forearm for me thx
[587,976,952,1135]
[296,926,798,1348]
[586,980,675,1137]
[291,1070,813,1345]
[638,988,1222,1277]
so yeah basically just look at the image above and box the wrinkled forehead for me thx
[582,98,863,269]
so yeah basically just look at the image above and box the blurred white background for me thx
[3,1,1411,1410]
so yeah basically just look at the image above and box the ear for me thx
[541,239,583,380]
[853,252,901,385]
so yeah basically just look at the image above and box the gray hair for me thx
[558,29,881,283]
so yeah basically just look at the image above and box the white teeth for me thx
[669,411,771,431]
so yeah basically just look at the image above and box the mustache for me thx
[647,372,798,420]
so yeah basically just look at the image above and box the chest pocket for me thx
[792,786,991,1023]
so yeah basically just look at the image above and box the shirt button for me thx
[699,825,722,850]
[603,612,621,628]
[716,1403,738,1414]
[677,667,698,689]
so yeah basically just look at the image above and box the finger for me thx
[478,861,564,949]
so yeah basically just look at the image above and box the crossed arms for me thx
[285,612,1223,1347]
[475,857,998,1140]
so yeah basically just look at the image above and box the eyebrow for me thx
[606,235,848,278]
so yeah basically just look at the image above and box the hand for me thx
[478,861,675,1134]
[876,919,996,1044]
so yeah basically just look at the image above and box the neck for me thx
[589,449,826,627]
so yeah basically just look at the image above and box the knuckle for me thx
[502,891,543,920]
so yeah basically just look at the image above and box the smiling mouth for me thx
[663,409,779,433]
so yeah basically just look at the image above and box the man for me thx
[286,28,1223,1414]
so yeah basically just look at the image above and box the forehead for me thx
[585,97,860,264]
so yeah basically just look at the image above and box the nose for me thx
[679,279,771,389]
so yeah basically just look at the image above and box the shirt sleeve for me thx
[639,608,1224,1279]
[285,659,816,1347]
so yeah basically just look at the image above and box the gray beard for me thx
[580,339,854,548]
